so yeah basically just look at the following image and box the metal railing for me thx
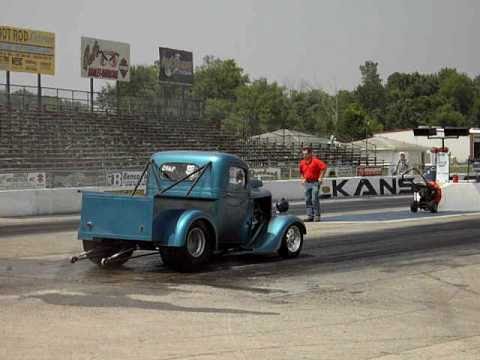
[0,82,204,117]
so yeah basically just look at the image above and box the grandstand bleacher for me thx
[0,105,383,183]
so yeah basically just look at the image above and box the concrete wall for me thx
[0,186,125,217]
[0,176,411,217]
[438,182,480,212]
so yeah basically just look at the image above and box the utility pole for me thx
[6,71,10,107]
[334,78,338,134]
[365,120,369,166]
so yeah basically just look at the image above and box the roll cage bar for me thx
[130,160,212,197]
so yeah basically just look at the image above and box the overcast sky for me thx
[1,0,479,93]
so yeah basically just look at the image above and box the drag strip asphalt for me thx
[0,196,412,237]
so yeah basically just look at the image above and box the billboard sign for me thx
[158,47,193,84]
[0,26,55,75]
[81,37,130,81]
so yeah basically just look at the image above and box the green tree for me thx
[339,102,382,141]
[432,103,466,127]
[288,89,335,136]
[469,97,480,127]
[335,90,356,140]
[204,98,233,129]
[355,61,386,123]
[97,65,161,110]
[192,56,249,100]
[438,68,476,116]
[192,56,249,128]
[232,79,289,135]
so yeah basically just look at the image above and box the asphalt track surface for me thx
[0,196,412,237]
[2,199,480,358]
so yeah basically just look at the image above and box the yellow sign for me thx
[0,26,55,75]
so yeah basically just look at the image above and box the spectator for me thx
[299,147,327,222]
[394,152,409,175]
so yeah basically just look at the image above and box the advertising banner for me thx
[436,152,449,183]
[81,37,130,81]
[0,26,55,75]
[356,166,384,177]
[319,176,414,198]
[0,172,46,190]
[158,47,193,84]
[250,167,282,180]
[106,171,146,187]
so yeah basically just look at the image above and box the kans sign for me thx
[158,47,193,84]
[0,26,55,75]
[81,37,130,81]
[320,176,414,198]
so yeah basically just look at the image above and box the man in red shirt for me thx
[299,147,327,221]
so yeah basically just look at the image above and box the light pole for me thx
[365,119,369,166]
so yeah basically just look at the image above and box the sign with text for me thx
[356,166,384,177]
[436,152,449,183]
[106,171,146,187]
[0,172,46,190]
[331,166,356,178]
[81,37,130,81]
[319,176,414,198]
[158,47,193,84]
[0,26,55,75]
[250,167,281,180]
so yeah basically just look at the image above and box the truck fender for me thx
[165,209,218,249]
[254,215,306,253]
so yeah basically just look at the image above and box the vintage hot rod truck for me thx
[74,151,306,272]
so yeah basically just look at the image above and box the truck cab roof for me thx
[148,151,250,199]
[151,150,247,169]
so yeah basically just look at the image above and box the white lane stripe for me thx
[310,212,480,224]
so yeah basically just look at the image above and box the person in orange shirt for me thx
[299,147,327,222]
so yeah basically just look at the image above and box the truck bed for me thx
[78,191,154,241]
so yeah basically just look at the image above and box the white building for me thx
[375,129,476,164]
[350,136,430,174]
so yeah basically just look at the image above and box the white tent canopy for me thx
[349,136,430,173]
[250,129,330,145]
[350,136,430,152]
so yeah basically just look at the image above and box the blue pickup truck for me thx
[74,151,306,272]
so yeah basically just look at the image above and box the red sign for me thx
[356,166,383,177]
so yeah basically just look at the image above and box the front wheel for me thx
[160,221,213,272]
[278,224,303,259]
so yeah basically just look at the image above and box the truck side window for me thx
[228,167,246,190]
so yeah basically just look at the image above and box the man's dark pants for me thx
[304,181,320,219]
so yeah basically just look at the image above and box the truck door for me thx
[223,165,250,243]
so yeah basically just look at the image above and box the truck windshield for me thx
[156,161,212,197]
[160,163,199,182]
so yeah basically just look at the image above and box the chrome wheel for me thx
[186,227,206,258]
[285,225,302,253]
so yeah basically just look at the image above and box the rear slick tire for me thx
[82,240,133,268]
[160,221,213,272]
